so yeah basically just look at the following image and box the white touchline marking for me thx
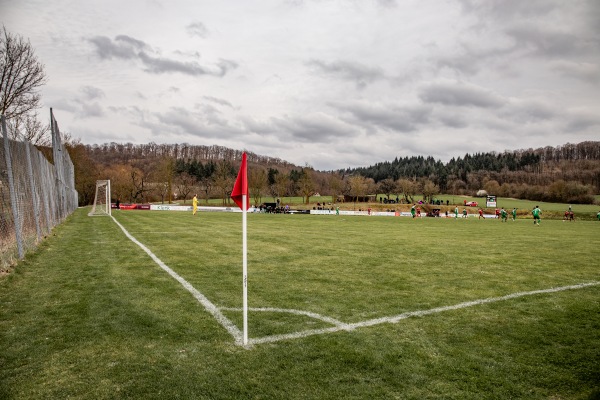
[244,281,600,346]
[110,215,599,347]
[111,216,244,345]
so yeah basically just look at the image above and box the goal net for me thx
[88,180,111,216]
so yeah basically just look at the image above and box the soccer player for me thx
[454,206,459,219]
[411,205,416,218]
[193,194,198,216]
[597,210,600,221]
[462,208,467,218]
[512,208,517,221]
[478,208,484,220]
[532,205,541,225]
[501,208,507,222]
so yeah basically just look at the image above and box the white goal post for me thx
[88,180,112,216]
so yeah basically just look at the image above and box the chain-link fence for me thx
[1,110,78,270]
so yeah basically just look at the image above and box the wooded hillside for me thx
[65,140,600,207]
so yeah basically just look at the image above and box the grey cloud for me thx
[138,52,237,76]
[335,101,431,132]
[307,59,386,89]
[437,2,599,77]
[49,93,105,119]
[187,21,209,38]
[88,35,237,77]
[436,113,468,129]
[241,117,279,135]
[156,107,201,134]
[114,35,150,51]
[77,102,104,118]
[505,26,589,58]
[273,113,360,142]
[203,96,234,108]
[564,110,600,132]
[419,81,505,108]
[376,0,397,8]
[87,35,147,60]
[499,99,557,124]
[459,0,558,20]
[50,98,77,114]
[551,60,600,84]
[433,42,517,76]
[141,106,243,140]
[434,53,481,76]
[79,86,105,100]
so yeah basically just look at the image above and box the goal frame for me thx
[88,180,112,216]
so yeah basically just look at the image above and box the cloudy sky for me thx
[2,0,599,170]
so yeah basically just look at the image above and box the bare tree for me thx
[213,160,234,205]
[328,173,343,204]
[174,172,196,204]
[13,112,50,145]
[199,176,214,204]
[396,178,416,203]
[0,26,47,119]
[378,178,397,202]
[347,175,368,208]
[249,168,267,206]
[273,172,289,200]
[421,179,440,203]
[298,169,315,204]
[151,157,175,203]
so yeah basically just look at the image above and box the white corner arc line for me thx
[248,281,600,346]
[110,216,244,344]
[220,307,352,329]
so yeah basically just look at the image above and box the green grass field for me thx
[1,208,599,399]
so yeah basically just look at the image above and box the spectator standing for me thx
[192,194,198,216]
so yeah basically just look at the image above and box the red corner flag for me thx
[231,152,250,210]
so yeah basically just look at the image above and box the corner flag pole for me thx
[231,152,249,346]
[242,193,248,345]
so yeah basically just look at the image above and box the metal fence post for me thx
[24,141,43,241]
[1,115,24,259]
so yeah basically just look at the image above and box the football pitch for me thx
[1,208,599,399]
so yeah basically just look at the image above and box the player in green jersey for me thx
[532,206,541,225]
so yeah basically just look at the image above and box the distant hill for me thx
[345,141,600,191]
[70,140,599,205]
[84,142,297,169]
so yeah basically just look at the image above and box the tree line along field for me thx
[67,141,600,208]
[1,206,598,399]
